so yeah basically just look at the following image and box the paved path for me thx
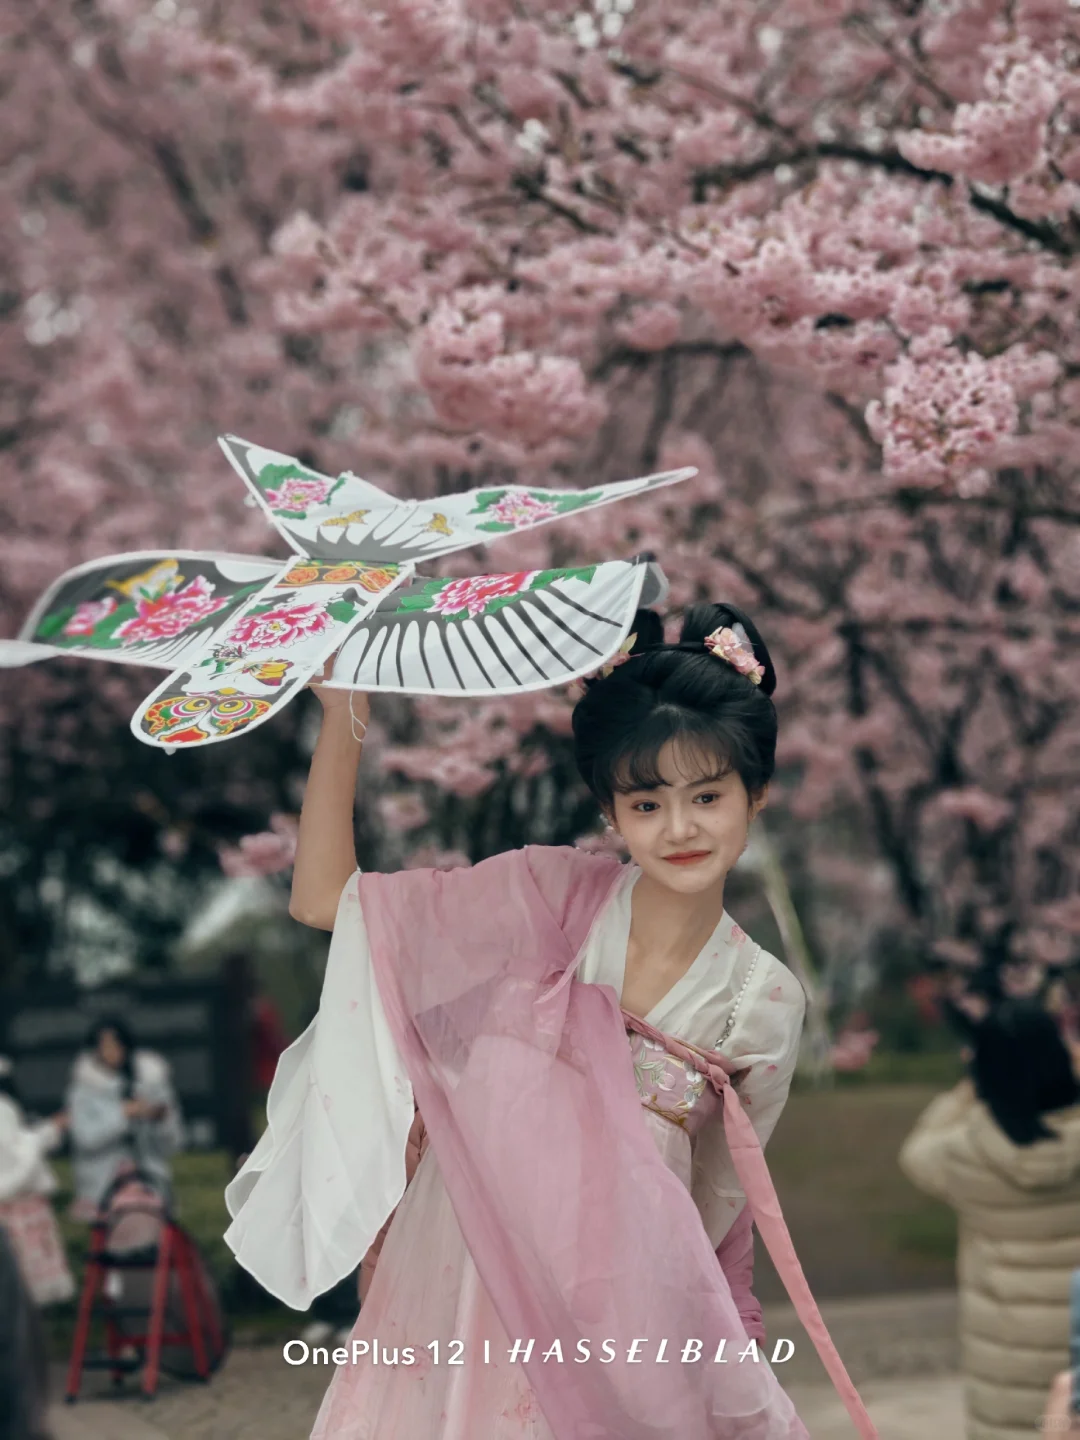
[48,1290,966,1439]
[787,1373,963,1439]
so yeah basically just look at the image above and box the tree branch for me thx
[592,339,749,382]
[695,144,1074,256]
[511,173,610,234]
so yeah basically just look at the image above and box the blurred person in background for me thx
[0,1058,73,1308]
[0,1225,50,1440]
[66,1017,183,1218]
[899,998,1080,1440]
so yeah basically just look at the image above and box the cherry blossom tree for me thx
[0,1,343,983]
[3,0,1078,1019]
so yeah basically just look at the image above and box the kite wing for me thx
[217,435,397,557]
[219,434,697,566]
[0,641,62,668]
[128,558,410,749]
[324,556,669,697]
[0,552,284,672]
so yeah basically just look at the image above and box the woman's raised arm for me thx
[288,665,370,931]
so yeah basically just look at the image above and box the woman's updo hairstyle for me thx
[571,601,777,813]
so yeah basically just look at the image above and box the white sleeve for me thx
[223,872,415,1310]
[0,1100,57,1203]
[691,955,806,1249]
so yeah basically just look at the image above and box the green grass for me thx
[791,1048,967,1092]
[753,1081,960,1301]
[832,1049,967,1088]
[885,1204,959,1261]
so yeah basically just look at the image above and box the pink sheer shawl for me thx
[359,844,876,1439]
[359,1112,765,1338]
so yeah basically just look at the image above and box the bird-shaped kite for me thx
[0,437,695,749]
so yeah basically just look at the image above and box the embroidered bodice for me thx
[627,1030,719,1136]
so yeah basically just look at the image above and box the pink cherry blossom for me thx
[3,0,1078,1010]
[935,788,1014,833]
[218,813,298,878]
[377,792,431,832]
[828,1027,880,1072]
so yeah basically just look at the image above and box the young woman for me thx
[226,602,876,1440]
[900,999,1080,1440]
[67,1017,184,1216]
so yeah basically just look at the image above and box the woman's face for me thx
[96,1029,126,1071]
[607,739,767,896]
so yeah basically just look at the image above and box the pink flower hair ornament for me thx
[703,623,766,685]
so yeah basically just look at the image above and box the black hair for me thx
[968,1000,1080,1146]
[571,602,777,813]
[86,1015,136,1100]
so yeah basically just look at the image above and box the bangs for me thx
[606,710,736,796]
[572,635,777,810]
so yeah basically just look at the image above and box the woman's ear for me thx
[750,783,769,821]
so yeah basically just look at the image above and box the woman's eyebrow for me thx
[623,771,729,793]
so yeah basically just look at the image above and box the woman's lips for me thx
[663,852,710,865]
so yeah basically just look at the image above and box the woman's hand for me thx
[307,653,369,727]
[1042,1371,1080,1433]
[124,1098,165,1121]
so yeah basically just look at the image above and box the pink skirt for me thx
[312,1142,556,1440]
[0,1195,75,1306]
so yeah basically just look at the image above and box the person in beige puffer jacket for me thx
[899,998,1080,1440]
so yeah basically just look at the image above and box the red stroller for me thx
[65,1167,228,1401]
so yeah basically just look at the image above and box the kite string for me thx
[349,690,367,744]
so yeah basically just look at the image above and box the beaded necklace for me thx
[716,940,762,1049]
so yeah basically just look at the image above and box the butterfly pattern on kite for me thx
[0,437,695,749]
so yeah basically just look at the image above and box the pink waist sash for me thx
[621,1008,878,1440]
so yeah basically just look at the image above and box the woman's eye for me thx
[695,792,719,804]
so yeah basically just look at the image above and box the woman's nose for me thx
[664,806,700,838]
